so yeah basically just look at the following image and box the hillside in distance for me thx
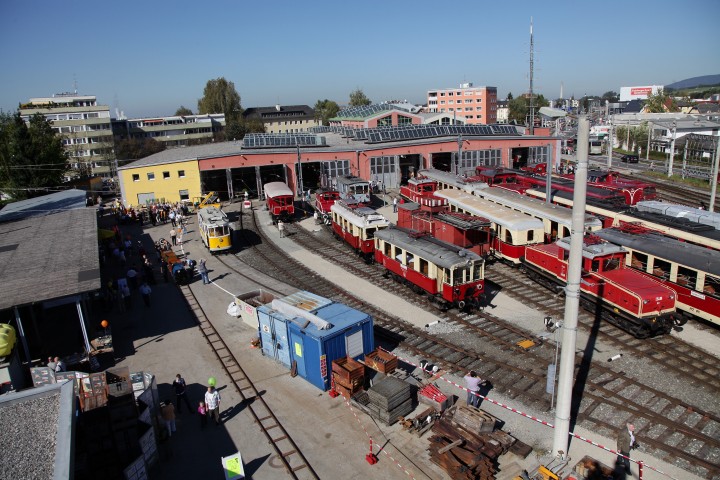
[666,75,720,90]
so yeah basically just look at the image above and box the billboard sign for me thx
[620,85,663,102]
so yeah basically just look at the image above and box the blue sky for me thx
[1,0,718,118]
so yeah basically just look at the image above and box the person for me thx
[244,190,249,202]
[198,401,208,429]
[617,422,636,476]
[278,220,285,238]
[463,370,483,408]
[204,385,221,426]
[649,161,655,172]
[170,228,177,246]
[393,197,398,213]
[197,258,209,285]
[169,210,177,227]
[139,282,152,307]
[47,356,57,371]
[126,266,138,290]
[699,202,707,210]
[54,356,66,372]
[177,229,183,246]
[161,400,177,437]
[172,374,193,414]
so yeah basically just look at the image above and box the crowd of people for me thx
[103,199,192,228]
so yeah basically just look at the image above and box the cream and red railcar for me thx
[330,200,390,259]
[263,182,295,223]
[374,226,485,311]
[399,177,448,213]
[523,235,678,338]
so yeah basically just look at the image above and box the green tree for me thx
[601,91,619,103]
[314,99,340,125]
[197,77,242,119]
[349,88,371,107]
[0,112,68,200]
[644,91,679,113]
[506,92,513,100]
[114,137,166,160]
[508,95,549,124]
[175,106,193,116]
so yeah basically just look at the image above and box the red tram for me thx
[399,177,448,212]
[562,170,657,205]
[330,200,390,260]
[374,226,485,311]
[313,188,341,224]
[264,182,295,223]
[523,235,678,338]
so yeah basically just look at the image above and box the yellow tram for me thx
[197,206,232,253]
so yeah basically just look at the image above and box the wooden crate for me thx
[333,382,363,399]
[331,357,364,383]
[364,349,398,374]
[332,371,364,390]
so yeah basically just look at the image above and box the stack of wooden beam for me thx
[331,357,365,399]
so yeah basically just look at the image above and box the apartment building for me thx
[426,83,498,125]
[20,93,113,178]
[242,104,316,133]
[119,114,225,147]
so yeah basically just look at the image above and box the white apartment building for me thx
[20,93,113,177]
[426,83,498,125]
[122,114,226,147]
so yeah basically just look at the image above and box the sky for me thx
[1,0,719,118]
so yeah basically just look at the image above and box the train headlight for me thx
[643,299,649,305]
[669,294,675,300]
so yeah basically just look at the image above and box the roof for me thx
[0,189,87,223]
[434,189,544,231]
[623,100,645,114]
[0,380,76,480]
[263,181,293,198]
[538,107,567,119]
[242,105,315,122]
[0,195,100,310]
[330,202,390,229]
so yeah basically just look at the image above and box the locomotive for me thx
[374,226,485,311]
[522,235,678,338]
[264,181,295,224]
[399,177,448,213]
[313,188,341,225]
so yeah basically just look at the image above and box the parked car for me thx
[621,154,639,163]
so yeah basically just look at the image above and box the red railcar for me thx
[264,182,295,223]
[330,200,390,259]
[523,235,678,338]
[561,169,657,205]
[473,166,531,194]
[397,202,492,257]
[518,175,627,206]
[399,177,448,212]
[374,226,485,311]
[313,188,341,224]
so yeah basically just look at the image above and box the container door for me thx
[290,332,306,377]
[345,330,363,359]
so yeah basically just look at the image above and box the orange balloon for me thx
[101,320,109,328]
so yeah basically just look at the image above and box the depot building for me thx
[118,104,560,205]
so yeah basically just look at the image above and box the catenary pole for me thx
[552,115,589,459]
[710,138,719,212]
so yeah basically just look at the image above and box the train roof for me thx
[375,226,484,269]
[435,189,544,230]
[555,236,626,258]
[625,210,720,239]
[264,181,294,198]
[525,188,629,210]
[477,187,602,229]
[335,175,369,186]
[636,201,720,230]
[406,177,437,187]
[197,206,229,225]
[436,211,491,230]
[596,228,720,276]
[331,201,390,229]
[418,169,488,192]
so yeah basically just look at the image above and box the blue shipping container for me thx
[287,300,374,391]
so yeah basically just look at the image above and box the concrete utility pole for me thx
[646,122,653,162]
[552,115,589,460]
[606,115,613,169]
[711,138,719,212]
[668,121,677,177]
[545,143,553,204]
[456,135,463,175]
[297,144,304,201]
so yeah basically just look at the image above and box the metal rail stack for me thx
[363,376,413,426]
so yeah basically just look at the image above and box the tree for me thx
[601,91,619,103]
[507,92,514,100]
[508,94,549,125]
[645,91,679,113]
[197,77,242,119]
[314,99,340,125]
[349,88,371,107]
[175,106,193,116]
[0,112,68,200]
[114,137,166,160]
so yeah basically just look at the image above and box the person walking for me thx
[47,357,57,371]
[170,228,177,246]
[161,400,177,437]
[393,197,398,213]
[139,282,152,307]
[172,374,193,414]
[197,258,210,284]
[463,370,483,408]
[54,357,66,372]
[616,422,637,476]
[204,385,221,426]
[169,210,177,227]
[278,220,285,238]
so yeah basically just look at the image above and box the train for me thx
[374,226,486,311]
[399,177,448,212]
[517,174,628,207]
[397,202,493,257]
[335,175,372,205]
[523,235,679,338]
[596,226,720,327]
[313,188,341,224]
[197,206,232,253]
[417,168,488,194]
[330,200,391,260]
[561,169,657,205]
[264,181,295,223]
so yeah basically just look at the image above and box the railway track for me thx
[176,282,319,480]
[223,208,720,479]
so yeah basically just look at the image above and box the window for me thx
[440,101,445,105]
[179,189,189,201]
[448,92,454,96]
[178,170,185,178]
[163,171,170,179]
[465,99,472,103]
[132,174,140,182]
[449,100,454,104]
[147,172,155,181]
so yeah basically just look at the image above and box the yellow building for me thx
[118,156,201,206]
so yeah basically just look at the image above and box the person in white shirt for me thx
[204,386,221,426]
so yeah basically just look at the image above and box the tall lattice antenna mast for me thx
[528,17,535,135]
